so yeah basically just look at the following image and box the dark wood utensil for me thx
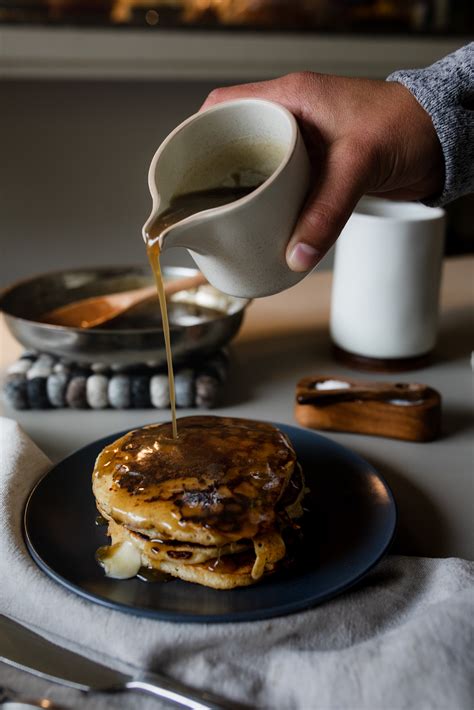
[295,375,441,441]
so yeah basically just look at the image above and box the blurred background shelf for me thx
[0,26,468,80]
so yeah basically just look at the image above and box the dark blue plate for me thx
[24,422,396,623]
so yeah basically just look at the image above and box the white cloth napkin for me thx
[1,416,473,710]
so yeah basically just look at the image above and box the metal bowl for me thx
[0,266,250,365]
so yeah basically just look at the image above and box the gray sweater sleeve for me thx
[387,43,474,206]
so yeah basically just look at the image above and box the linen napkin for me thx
[1,416,473,710]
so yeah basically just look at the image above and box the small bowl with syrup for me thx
[0,265,250,365]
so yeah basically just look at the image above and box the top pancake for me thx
[92,416,296,545]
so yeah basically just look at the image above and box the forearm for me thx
[387,43,474,206]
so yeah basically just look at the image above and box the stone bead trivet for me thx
[2,350,228,410]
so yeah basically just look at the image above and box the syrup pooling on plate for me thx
[144,183,263,440]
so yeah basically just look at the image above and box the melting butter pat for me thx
[96,541,141,579]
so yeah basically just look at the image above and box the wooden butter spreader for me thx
[295,375,441,442]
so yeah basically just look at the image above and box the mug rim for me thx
[353,196,445,222]
[351,195,446,223]
[143,98,299,242]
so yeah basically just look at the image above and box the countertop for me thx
[1,256,473,559]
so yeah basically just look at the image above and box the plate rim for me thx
[23,421,397,623]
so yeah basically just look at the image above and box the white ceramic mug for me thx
[143,98,311,298]
[330,197,446,361]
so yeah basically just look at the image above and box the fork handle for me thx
[125,673,250,710]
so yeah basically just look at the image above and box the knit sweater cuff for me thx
[387,43,474,206]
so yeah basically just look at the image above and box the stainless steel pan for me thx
[0,266,250,365]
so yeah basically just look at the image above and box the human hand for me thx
[201,73,444,271]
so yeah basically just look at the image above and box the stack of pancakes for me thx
[92,416,306,589]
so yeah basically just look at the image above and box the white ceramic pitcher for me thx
[142,99,311,298]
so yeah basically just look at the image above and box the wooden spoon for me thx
[41,272,208,329]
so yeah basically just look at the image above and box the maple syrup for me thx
[144,184,261,440]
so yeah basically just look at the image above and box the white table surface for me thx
[1,256,473,560]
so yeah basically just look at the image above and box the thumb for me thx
[286,141,368,272]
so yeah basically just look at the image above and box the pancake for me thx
[104,519,284,589]
[93,416,297,545]
[92,416,306,589]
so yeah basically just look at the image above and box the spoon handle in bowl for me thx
[41,273,208,328]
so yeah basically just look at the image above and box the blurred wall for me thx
[0,79,223,287]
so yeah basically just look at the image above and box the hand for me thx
[201,72,444,272]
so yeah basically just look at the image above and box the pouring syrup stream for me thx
[145,183,262,441]
[147,241,178,440]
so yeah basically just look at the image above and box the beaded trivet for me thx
[3,350,229,410]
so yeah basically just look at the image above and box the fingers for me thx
[286,140,369,271]
[199,76,372,272]
[199,75,306,114]
[200,81,270,112]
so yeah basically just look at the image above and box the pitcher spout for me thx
[143,207,209,255]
